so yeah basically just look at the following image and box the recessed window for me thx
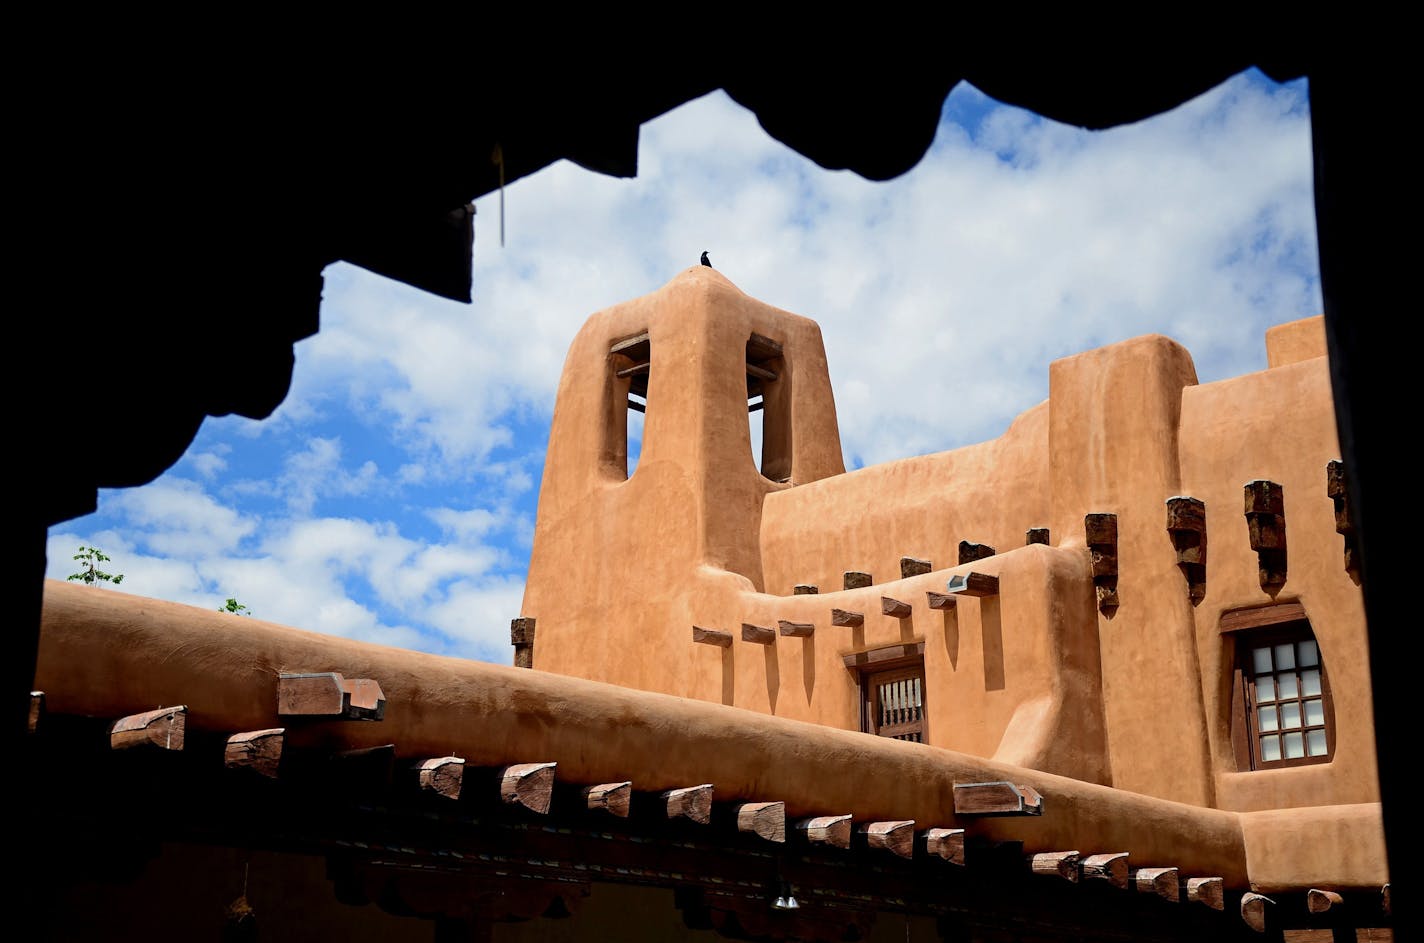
[1224,604,1334,770]
[845,643,927,743]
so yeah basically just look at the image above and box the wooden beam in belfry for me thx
[944,572,999,598]
[925,592,956,611]
[1132,867,1180,902]
[224,728,285,779]
[1239,892,1273,933]
[777,620,813,638]
[860,820,915,859]
[1081,852,1129,889]
[952,781,1042,816]
[924,828,966,865]
[831,608,864,627]
[741,623,776,645]
[500,762,556,813]
[662,784,714,824]
[411,756,465,800]
[1029,851,1080,882]
[110,705,186,751]
[1187,877,1224,910]
[278,672,385,721]
[735,801,785,843]
[583,782,632,817]
[881,596,913,618]
[28,691,43,734]
[692,626,732,647]
[795,814,852,849]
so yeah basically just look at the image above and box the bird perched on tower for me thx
[700,251,712,267]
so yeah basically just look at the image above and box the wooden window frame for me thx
[844,642,927,743]
[1223,605,1335,771]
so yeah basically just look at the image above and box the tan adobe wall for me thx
[1265,314,1328,368]
[522,269,1370,814]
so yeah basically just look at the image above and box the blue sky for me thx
[47,70,1320,664]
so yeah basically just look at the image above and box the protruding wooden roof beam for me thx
[831,608,864,627]
[1085,512,1119,613]
[1081,852,1129,889]
[692,626,732,647]
[741,623,776,644]
[510,616,536,669]
[28,690,43,735]
[1326,459,1361,582]
[1166,496,1207,605]
[735,801,785,843]
[925,592,956,611]
[952,781,1042,816]
[583,781,632,817]
[1029,851,1080,881]
[843,571,872,590]
[859,820,915,859]
[110,705,186,751]
[278,672,385,721]
[1026,527,1050,545]
[778,620,813,638]
[792,583,817,595]
[923,827,966,865]
[1239,891,1273,933]
[795,814,852,849]
[500,762,557,813]
[944,572,999,598]
[881,596,912,618]
[662,784,714,824]
[1132,866,1180,902]
[1244,480,1287,595]
[411,756,464,800]
[900,557,931,578]
[1306,888,1344,915]
[958,540,995,564]
[1187,876,1224,910]
[225,728,285,779]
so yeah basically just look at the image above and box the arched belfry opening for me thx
[746,332,790,482]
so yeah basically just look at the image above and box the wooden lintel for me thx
[692,626,733,648]
[1186,876,1224,910]
[1132,867,1180,902]
[741,623,776,645]
[952,781,1042,816]
[860,820,915,859]
[881,596,913,618]
[224,728,285,778]
[924,828,966,865]
[795,814,852,849]
[28,690,44,735]
[1239,891,1272,933]
[900,557,932,578]
[500,762,557,814]
[747,332,783,359]
[925,592,956,611]
[1081,852,1129,889]
[945,572,999,598]
[1029,851,1080,882]
[735,801,785,843]
[1306,888,1344,914]
[843,571,873,590]
[110,705,186,751]
[583,781,632,817]
[777,620,813,638]
[831,608,864,627]
[411,756,465,800]
[662,784,714,824]
[278,672,385,721]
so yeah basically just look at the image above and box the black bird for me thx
[700,250,711,267]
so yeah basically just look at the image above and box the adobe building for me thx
[26,267,1389,941]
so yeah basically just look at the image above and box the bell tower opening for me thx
[746,332,790,483]
[608,331,650,479]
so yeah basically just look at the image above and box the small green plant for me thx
[67,545,124,587]
[219,598,251,615]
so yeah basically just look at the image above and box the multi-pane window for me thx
[1224,604,1334,770]
[862,665,926,743]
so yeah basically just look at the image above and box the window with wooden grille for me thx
[862,664,927,743]
[1224,603,1334,770]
